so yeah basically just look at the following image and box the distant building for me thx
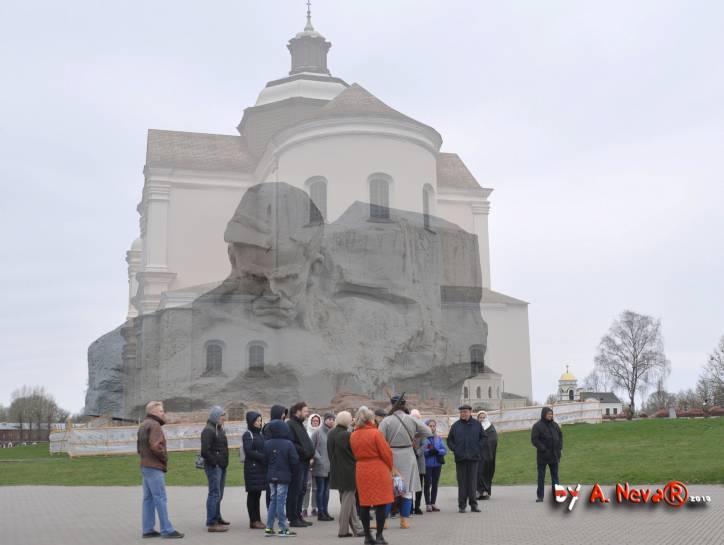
[555,367,622,416]
[460,365,527,410]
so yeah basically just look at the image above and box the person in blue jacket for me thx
[422,418,447,512]
[263,419,300,537]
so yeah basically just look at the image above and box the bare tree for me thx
[9,386,68,440]
[701,336,724,406]
[594,310,669,416]
[545,393,558,406]
[0,403,7,421]
[9,386,33,440]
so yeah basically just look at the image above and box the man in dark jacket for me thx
[137,401,184,539]
[263,404,291,510]
[286,401,315,527]
[531,406,563,502]
[446,404,486,513]
[243,411,267,529]
[201,406,229,532]
[264,419,300,536]
[327,411,364,538]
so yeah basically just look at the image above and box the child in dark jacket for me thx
[264,419,300,537]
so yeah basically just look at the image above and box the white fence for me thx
[50,401,601,457]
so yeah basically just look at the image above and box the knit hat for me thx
[209,405,226,424]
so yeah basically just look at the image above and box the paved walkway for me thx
[1,485,722,545]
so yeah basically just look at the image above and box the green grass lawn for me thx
[1,418,722,486]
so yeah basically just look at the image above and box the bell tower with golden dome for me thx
[557,365,581,402]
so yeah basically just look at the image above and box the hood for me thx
[268,419,289,439]
[246,411,261,430]
[306,413,321,433]
[270,404,287,421]
[208,405,225,425]
[540,407,553,420]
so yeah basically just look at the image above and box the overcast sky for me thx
[1,1,723,413]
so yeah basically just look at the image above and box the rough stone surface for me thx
[83,325,124,416]
[2,485,721,545]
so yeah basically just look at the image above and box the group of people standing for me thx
[135,396,524,542]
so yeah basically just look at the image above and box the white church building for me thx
[124,11,533,401]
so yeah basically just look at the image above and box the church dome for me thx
[559,368,576,381]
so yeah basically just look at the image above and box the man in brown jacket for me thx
[137,401,184,539]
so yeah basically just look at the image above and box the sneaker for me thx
[536,498,544,503]
[431,505,440,512]
[161,531,184,539]
[413,507,424,515]
[207,524,228,532]
[471,506,481,513]
[278,529,297,537]
[143,530,161,538]
[265,528,276,537]
[425,505,432,512]
[288,520,307,528]
[218,518,231,525]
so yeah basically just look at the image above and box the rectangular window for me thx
[613,407,617,415]
[605,408,610,415]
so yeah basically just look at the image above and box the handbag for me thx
[195,454,205,470]
[392,473,407,497]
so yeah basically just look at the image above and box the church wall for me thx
[272,134,437,223]
[165,184,246,292]
[480,302,533,401]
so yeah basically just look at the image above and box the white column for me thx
[471,201,491,289]
[135,181,176,314]
[126,241,142,319]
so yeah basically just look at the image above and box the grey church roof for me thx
[437,153,482,190]
[146,129,253,172]
[580,391,621,403]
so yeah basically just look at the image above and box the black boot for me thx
[364,533,376,545]
[375,533,388,545]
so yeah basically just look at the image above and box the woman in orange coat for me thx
[350,406,393,545]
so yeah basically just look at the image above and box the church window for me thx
[463,386,469,399]
[369,175,390,219]
[470,344,484,375]
[307,177,327,223]
[568,389,574,401]
[613,407,618,415]
[476,386,481,399]
[204,342,223,375]
[248,342,266,375]
[606,408,610,415]
[488,386,492,399]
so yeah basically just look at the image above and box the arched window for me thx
[488,386,492,399]
[568,389,574,401]
[470,344,484,375]
[463,386,469,399]
[476,386,481,399]
[422,184,434,229]
[307,177,327,223]
[369,175,390,219]
[248,341,266,376]
[204,341,224,376]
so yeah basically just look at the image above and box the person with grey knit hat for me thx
[201,406,229,532]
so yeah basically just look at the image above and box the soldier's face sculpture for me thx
[224,183,324,329]
[229,241,315,328]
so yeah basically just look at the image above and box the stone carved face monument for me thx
[88,183,488,417]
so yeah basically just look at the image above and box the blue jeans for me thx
[314,476,330,516]
[205,466,227,526]
[141,467,175,536]
[267,483,289,531]
[536,462,559,500]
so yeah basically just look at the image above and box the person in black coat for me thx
[531,406,563,502]
[476,410,498,500]
[446,404,486,513]
[243,411,267,529]
[327,411,364,537]
[264,419,300,535]
[200,406,230,531]
[263,404,292,509]
[286,402,315,527]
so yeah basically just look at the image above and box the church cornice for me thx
[255,116,443,180]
